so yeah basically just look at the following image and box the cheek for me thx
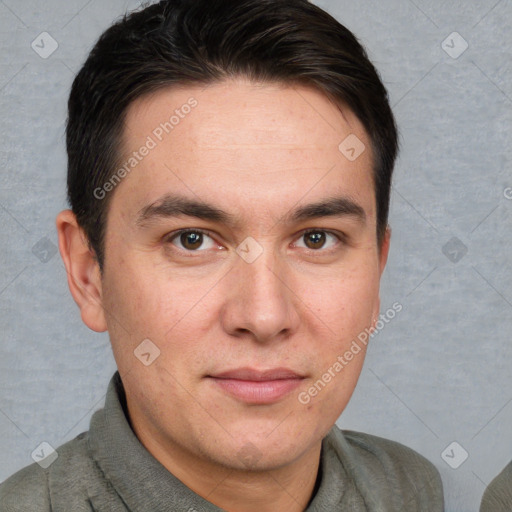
[103,255,183,333]
[100,260,174,370]
[304,266,379,337]
[103,258,222,377]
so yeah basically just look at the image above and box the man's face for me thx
[98,79,388,472]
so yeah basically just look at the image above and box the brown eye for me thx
[180,231,203,250]
[304,231,326,249]
[168,230,217,251]
[295,230,341,251]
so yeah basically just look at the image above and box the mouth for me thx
[206,367,305,404]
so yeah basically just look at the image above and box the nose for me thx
[220,244,300,343]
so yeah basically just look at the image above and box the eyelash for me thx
[164,228,346,254]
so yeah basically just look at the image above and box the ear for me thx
[378,225,391,276]
[56,210,107,332]
[371,225,392,328]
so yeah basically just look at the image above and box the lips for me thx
[211,367,304,381]
[207,367,305,404]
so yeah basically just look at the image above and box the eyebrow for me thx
[135,194,366,228]
[285,196,366,225]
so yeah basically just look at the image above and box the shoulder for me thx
[0,462,50,512]
[328,427,444,510]
[0,432,94,512]
[342,429,442,479]
[480,461,512,512]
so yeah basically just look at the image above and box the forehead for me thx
[114,78,375,223]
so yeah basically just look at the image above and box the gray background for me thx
[0,0,511,510]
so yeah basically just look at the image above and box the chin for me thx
[207,428,317,472]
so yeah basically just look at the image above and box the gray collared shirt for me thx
[0,372,444,511]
